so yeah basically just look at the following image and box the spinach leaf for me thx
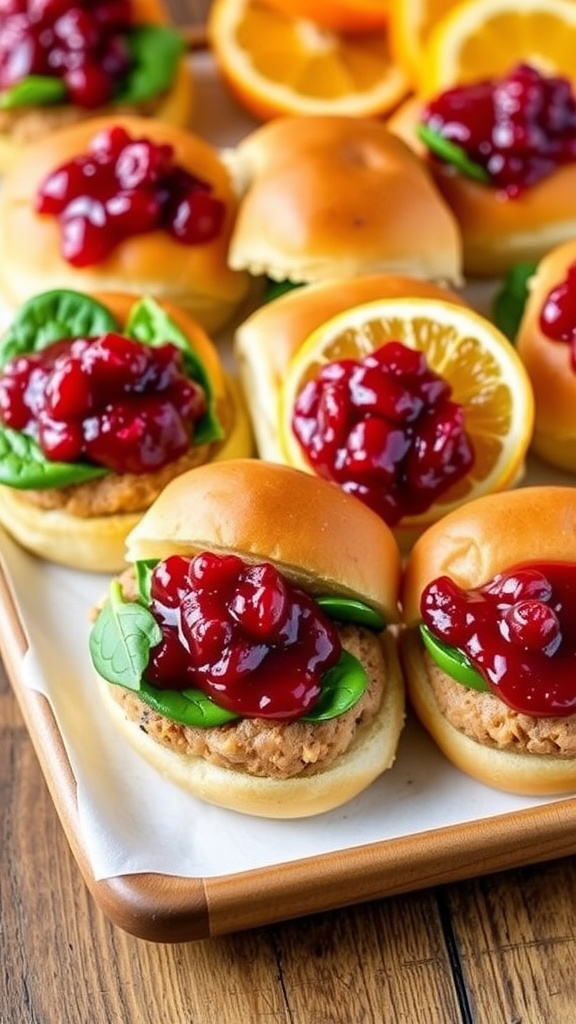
[89,581,163,691]
[0,290,119,369]
[316,594,385,631]
[0,427,107,489]
[135,559,158,605]
[126,296,223,445]
[417,123,490,183]
[420,624,490,692]
[302,650,368,721]
[116,25,185,104]
[492,261,538,340]
[137,681,239,726]
[0,75,67,109]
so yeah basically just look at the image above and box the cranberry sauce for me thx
[35,125,226,266]
[145,553,343,720]
[0,1,134,108]
[291,340,474,528]
[538,260,576,368]
[421,562,576,716]
[0,332,206,473]
[421,63,576,197]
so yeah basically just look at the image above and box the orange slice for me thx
[278,298,535,536]
[388,0,461,86]
[419,0,576,98]
[207,0,409,120]
[261,0,390,33]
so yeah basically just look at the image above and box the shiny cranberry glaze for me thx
[145,553,342,720]
[291,340,474,527]
[421,562,576,716]
[35,125,226,266]
[0,0,134,108]
[538,260,576,369]
[0,332,206,472]
[422,63,576,198]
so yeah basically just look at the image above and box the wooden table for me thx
[3,2,576,1021]
[3,651,576,1023]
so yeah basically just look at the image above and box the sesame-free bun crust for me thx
[516,241,576,472]
[402,486,576,625]
[126,458,402,622]
[98,629,405,818]
[234,273,469,463]
[225,116,462,285]
[388,97,576,277]
[402,630,576,796]
[0,0,194,174]
[0,116,250,333]
[0,294,253,572]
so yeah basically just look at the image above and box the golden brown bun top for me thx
[402,486,576,624]
[387,99,576,275]
[0,115,248,323]
[235,273,468,379]
[126,458,402,621]
[227,115,462,284]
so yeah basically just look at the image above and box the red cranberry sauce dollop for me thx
[0,332,206,473]
[291,340,474,528]
[421,63,576,197]
[538,260,576,369]
[144,553,343,720]
[421,562,576,716]
[0,0,135,108]
[35,125,226,267]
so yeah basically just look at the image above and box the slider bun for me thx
[225,115,462,285]
[0,116,250,333]
[0,0,194,174]
[388,97,576,276]
[0,293,253,572]
[516,241,576,472]
[402,630,576,796]
[234,273,468,462]
[401,485,576,625]
[98,630,405,818]
[126,458,402,623]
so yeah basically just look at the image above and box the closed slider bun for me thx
[225,115,462,286]
[0,115,250,334]
[0,0,194,173]
[515,240,576,472]
[0,293,252,572]
[388,97,576,277]
[234,273,468,462]
[98,459,406,818]
[401,487,576,795]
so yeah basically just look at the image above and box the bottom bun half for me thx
[401,630,576,797]
[97,631,405,819]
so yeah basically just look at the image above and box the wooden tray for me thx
[3,537,576,944]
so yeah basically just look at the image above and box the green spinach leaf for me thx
[0,75,67,109]
[316,594,385,631]
[89,581,162,691]
[420,624,490,692]
[0,427,106,489]
[302,650,368,721]
[417,123,490,183]
[116,25,185,104]
[126,296,223,445]
[0,290,119,369]
[492,261,538,340]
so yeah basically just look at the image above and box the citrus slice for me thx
[388,0,461,85]
[262,0,390,34]
[207,0,409,120]
[419,0,576,98]
[278,298,535,535]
